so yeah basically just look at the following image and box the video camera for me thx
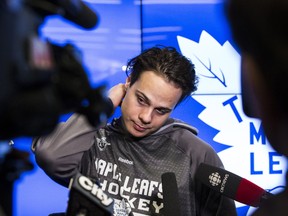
[0,1,114,215]
[0,0,113,140]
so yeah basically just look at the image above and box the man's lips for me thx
[133,122,147,132]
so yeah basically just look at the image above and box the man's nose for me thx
[139,108,153,124]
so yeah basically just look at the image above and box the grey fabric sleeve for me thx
[32,114,97,187]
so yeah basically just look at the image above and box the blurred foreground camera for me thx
[0,1,112,215]
[0,0,112,140]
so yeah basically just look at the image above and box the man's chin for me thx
[129,130,147,138]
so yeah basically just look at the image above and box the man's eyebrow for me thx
[136,90,151,104]
[135,90,173,112]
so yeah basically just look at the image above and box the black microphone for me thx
[161,172,181,216]
[195,163,273,207]
[66,172,114,216]
[26,0,99,29]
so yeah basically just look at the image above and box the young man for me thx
[225,0,288,215]
[33,46,236,215]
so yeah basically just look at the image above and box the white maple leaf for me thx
[177,30,241,94]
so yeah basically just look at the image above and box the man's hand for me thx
[108,83,127,109]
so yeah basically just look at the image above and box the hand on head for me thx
[108,82,129,109]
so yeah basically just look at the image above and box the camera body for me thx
[0,1,112,215]
[0,0,111,140]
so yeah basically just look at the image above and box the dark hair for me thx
[126,46,198,105]
[225,0,288,109]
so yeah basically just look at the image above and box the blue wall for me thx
[11,1,287,216]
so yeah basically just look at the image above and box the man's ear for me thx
[125,76,131,88]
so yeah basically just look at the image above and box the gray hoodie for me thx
[32,114,236,216]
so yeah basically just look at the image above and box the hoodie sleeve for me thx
[31,114,97,187]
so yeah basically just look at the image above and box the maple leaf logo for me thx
[177,30,241,94]
[177,31,287,213]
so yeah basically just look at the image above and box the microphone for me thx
[26,0,99,29]
[161,172,181,216]
[56,0,99,29]
[66,172,114,216]
[195,163,273,207]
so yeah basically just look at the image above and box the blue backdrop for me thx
[11,1,287,216]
